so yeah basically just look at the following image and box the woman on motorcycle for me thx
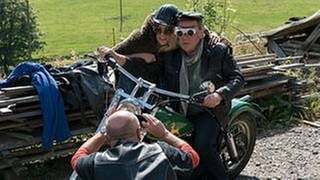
[98,4,180,85]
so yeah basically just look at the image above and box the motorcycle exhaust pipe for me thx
[226,132,239,161]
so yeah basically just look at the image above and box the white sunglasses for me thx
[174,28,197,37]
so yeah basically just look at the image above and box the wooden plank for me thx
[305,63,320,67]
[299,23,320,54]
[237,56,276,67]
[274,56,304,63]
[0,110,42,122]
[0,95,39,107]
[308,51,320,57]
[301,120,320,128]
[234,53,258,59]
[252,85,288,99]
[244,74,273,81]
[267,39,287,57]
[240,79,289,93]
[261,10,320,38]
[282,40,320,52]
[241,64,275,74]
[235,54,276,62]
[273,63,305,70]
[1,86,34,93]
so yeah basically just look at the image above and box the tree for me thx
[0,0,44,75]
[185,0,236,35]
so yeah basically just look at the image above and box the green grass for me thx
[29,0,320,57]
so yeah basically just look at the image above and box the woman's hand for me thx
[97,46,127,65]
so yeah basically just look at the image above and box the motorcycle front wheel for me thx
[220,112,257,178]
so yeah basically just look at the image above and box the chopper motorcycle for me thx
[70,56,264,179]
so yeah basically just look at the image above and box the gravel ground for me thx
[18,122,320,180]
[238,122,320,179]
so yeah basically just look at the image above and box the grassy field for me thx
[29,0,320,58]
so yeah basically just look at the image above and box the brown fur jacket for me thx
[112,15,159,54]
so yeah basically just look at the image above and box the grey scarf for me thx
[179,39,204,115]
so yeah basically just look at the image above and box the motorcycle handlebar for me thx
[101,57,192,100]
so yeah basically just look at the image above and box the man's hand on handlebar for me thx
[97,46,127,65]
[202,92,223,108]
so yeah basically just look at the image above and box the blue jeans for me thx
[189,112,229,180]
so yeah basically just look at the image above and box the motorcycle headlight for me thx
[117,99,141,115]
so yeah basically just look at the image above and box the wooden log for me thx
[244,74,274,81]
[301,120,320,128]
[241,64,275,74]
[235,54,276,62]
[305,63,320,67]
[274,56,304,63]
[237,57,276,67]
[0,86,34,93]
[282,40,320,52]
[239,85,288,99]
[0,95,39,107]
[267,39,287,57]
[240,79,289,94]
[0,110,42,122]
[308,51,320,57]
[234,53,258,59]
[298,23,320,55]
[273,63,305,70]
[242,69,274,78]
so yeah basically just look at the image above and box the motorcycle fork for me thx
[225,132,239,161]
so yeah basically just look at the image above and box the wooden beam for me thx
[237,57,276,67]
[268,39,287,57]
[299,23,320,55]
[0,95,39,107]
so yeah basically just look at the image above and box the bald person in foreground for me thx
[71,110,199,180]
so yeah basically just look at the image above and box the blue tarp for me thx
[0,62,71,150]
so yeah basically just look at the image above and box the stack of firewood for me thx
[0,84,98,170]
[280,40,320,59]
[235,53,307,99]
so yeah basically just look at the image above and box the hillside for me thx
[29,0,320,57]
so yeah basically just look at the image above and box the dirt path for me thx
[238,122,320,179]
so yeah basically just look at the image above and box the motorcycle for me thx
[71,56,264,179]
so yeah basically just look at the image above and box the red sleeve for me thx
[179,143,200,168]
[71,147,90,170]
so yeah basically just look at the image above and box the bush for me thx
[185,0,236,35]
[0,0,45,75]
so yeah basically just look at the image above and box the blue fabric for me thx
[0,62,71,150]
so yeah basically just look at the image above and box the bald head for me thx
[105,111,141,142]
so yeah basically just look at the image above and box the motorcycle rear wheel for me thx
[220,112,257,178]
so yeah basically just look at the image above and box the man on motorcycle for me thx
[71,110,200,180]
[156,12,244,179]
[97,5,240,180]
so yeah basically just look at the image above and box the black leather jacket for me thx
[157,40,244,127]
[76,141,193,180]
